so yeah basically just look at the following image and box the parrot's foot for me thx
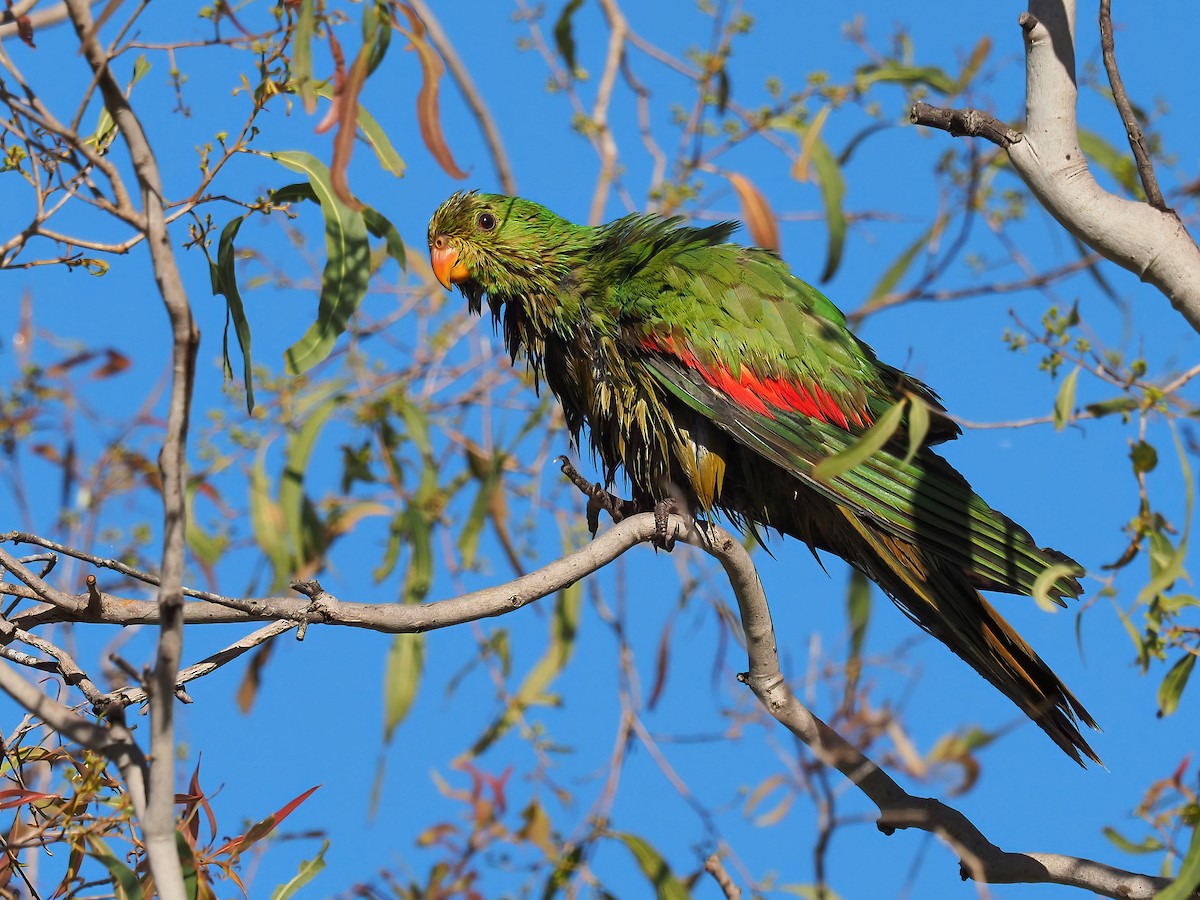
[652,497,681,552]
[555,457,681,551]
[556,457,639,536]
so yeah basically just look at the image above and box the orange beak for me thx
[430,236,470,290]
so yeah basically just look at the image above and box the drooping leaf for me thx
[1157,652,1196,717]
[902,393,931,468]
[813,397,906,483]
[609,832,691,900]
[846,569,871,666]
[395,2,468,179]
[264,151,372,374]
[209,214,255,412]
[792,127,846,282]
[250,444,292,591]
[280,393,341,568]
[384,634,425,741]
[1031,563,1077,612]
[553,0,586,75]
[724,171,779,253]
[1155,822,1200,900]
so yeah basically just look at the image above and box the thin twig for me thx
[1097,0,1165,210]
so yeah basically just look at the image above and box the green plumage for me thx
[429,191,1099,764]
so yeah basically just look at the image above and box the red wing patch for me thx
[643,336,868,430]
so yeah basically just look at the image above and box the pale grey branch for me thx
[910,1,1200,334]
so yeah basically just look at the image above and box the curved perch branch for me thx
[0,515,1176,897]
[911,0,1200,334]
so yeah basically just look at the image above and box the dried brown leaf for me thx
[725,171,779,252]
[395,3,468,180]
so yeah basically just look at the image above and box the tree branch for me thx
[1097,0,1165,210]
[684,519,1172,900]
[910,1,1200,334]
[64,1,199,896]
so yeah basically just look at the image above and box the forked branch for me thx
[911,0,1200,334]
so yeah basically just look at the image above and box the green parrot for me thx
[428,191,1099,765]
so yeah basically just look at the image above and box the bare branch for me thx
[588,0,627,224]
[910,101,1022,148]
[64,0,198,895]
[910,1,1200,335]
[1098,0,1165,210]
[102,620,300,709]
[704,853,742,900]
[682,520,1170,899]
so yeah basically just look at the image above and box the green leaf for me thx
[264,150,372,374]
[1156,822,1200,900]
[1078,128,1142,198]
[86,836,144,900]
[1053,365,1080,431]
[609,832,691,900]
[1031,563,1076,612]
[902,394,930,468]
[280,393,341,566]
[865,215,945,306]
[847,569,871,663]
[384,634,425,742]
[1137,425,1193,608]
[1131,440,1158,475]
[1103,826,1164,855]
[553,0,586,75]
[250,444,293,591]
[1086,395,1140,419]
[470,530,581,756]
[808,133,846,282]
[1157,652,1196,717]
[313,83,406,177]
[813,397,906,483]
[272,840,329,900]
[362,206,407,267]
[855,61,956,94]
[209,214,255,412]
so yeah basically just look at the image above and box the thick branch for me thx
[911,1,1200,334]
[685,520,1170,900]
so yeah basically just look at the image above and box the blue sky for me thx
[1,1,1198,897]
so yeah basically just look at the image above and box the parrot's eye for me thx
[477,212,497,232]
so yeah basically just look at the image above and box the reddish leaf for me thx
[395,3,467,180]
[215,785,320,858]
[91,349,131,379]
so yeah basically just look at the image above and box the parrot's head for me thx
[428,192,587,317]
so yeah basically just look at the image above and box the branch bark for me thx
[3,513,1173,897]
[64,2,199,897]
[911,0,1200,334]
